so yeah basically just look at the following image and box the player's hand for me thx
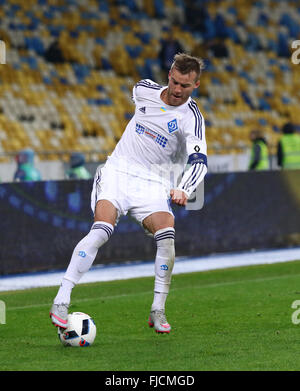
[170,189,188,206]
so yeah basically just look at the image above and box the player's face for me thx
[166,68,200,106]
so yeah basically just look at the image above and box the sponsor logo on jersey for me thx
[160,264,169,271]
[139,106,146,114]
[136,123,145,134]
[78,251,87,258]
[135,123,168,148]
[167,118,178,133]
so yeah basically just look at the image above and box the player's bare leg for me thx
[143,212,175,333]
[50,200,117,328]
[94,199,118,225]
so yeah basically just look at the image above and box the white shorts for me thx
[91,164,174,229]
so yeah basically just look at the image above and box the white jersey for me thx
[106,79,207,197]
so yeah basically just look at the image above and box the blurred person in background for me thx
[44,39,65,64]
[206,38,228,58]
[159,30,183,83]
[66,152,92,180]
[184,0,209,35]
[248,130,269,171]
[14,148,41,182]
[277,122,300,169]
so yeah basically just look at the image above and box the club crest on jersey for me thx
[167,119,178,134]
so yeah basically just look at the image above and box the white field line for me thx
[6,271,300,312]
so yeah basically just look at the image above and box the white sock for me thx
[151,227,175,311]
[54,278,74,305]
[54,221,114,305]
[152,291,168,311]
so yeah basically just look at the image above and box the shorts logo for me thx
[167,119,178,134]
[78,251,87,258]
[160,264,169,271]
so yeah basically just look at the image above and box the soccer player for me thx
[50,53,208,334]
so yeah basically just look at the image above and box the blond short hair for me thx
[171,53,205,80]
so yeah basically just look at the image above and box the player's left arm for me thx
[174,144,207,200]
[171,107,208,205]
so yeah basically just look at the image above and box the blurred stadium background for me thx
[0,0,300,276]
[0,0,299,178]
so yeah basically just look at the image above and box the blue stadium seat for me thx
[125,45,143,59]
[277,32,290,57]
[258,98,271,111]
[25,37,45,55]
[235,118,244,126]
[154,0,165,18]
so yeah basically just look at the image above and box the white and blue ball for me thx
[58,312,96,347]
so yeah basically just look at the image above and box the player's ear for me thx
[194,80,200,89]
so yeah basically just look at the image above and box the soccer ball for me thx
[58,312,96,347]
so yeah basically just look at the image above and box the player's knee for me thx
[154,227,175,244]
[89,221,114,248]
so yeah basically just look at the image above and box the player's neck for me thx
[160,88,169,105]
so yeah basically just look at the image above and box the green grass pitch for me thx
[1,260,300,371]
